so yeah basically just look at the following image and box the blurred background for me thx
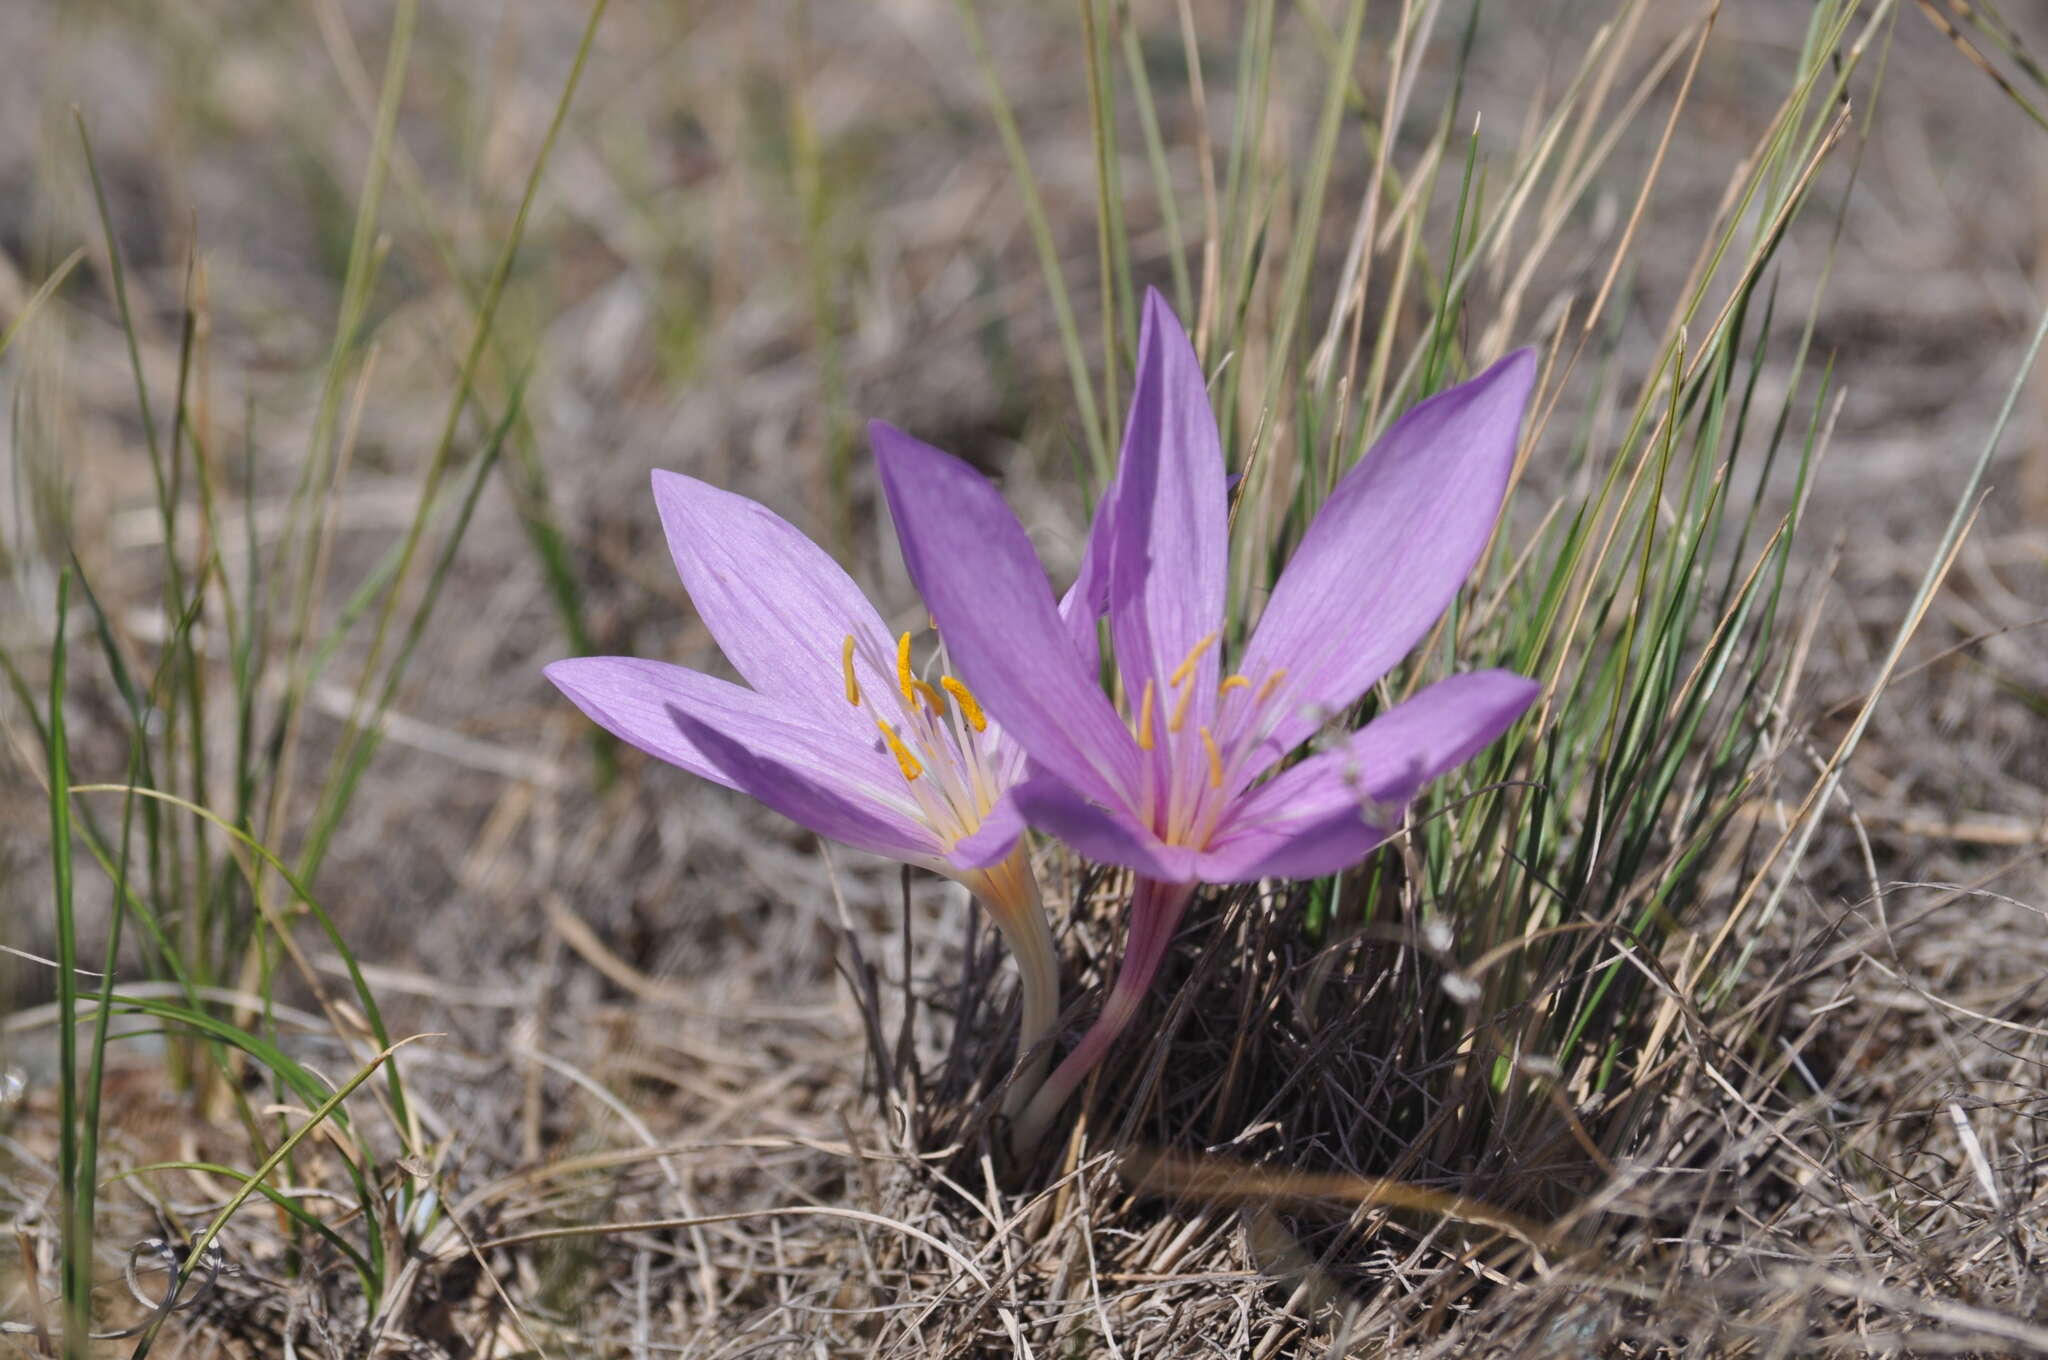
[2,0,2046,1352]
[4,0,2040,990]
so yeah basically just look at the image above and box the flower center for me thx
[1129,630,1295,845]
[840,628,1000,849]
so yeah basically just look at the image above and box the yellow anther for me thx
[895,631,917,705]
[1168,676,1197,734]
[1169,630,1220,688]
[911,678,946,714]
[1256,668,1290,704]
[841,635,860,705]
[876,719,923,781]
[1219,674,1252,697]
[1200,726,1224,789]
[1135,678,1157,751]
[940,676,987,732]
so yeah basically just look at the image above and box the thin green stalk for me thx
[1215,0,1274,354]
[279,0,415,606]
[74,706,150,1354]
[1715,301,2048,985]
[74,117,165,494]
[1243,0,1366,477]
[1120,20,1192,318]
[1421,119,1480,397]
[0,248,84,360]
[788,15,854,550]
[259,3,415,904]
[954,0,1110,482]
[303,370,527,889]
[297,365,527,885]
[300,0,609,884]
[125,1036,421,1359]
[307,2,598,733]
[1082,0,1133,428]
[47,569,90,1357]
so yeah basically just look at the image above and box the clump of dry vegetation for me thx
[3,1,2047,1355]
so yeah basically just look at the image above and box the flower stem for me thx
[962,848,1062,1118]
[1009,876,1196,1159]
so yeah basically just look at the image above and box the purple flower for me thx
[544,473,1061,1110]
[871,290,1539,1149]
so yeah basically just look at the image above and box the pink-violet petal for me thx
[651,469,905,732]
[1102,289,1228,768]
[1232,351,1535,780]
[1009,772,1200,883]
[544,656,944,864]
[1198,669,1538,882]
[949,795,1028,870]
[870,420,1141,811]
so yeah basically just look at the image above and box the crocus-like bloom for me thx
[544,472,1059,1111]
[871,290,1540,1152]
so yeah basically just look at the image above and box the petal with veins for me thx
[1198,670,1538,882]
[651,470,903,732]
[545,656,943,863]
[1101,289,1229,741]
[1234,352,1534,778]
[1010,772,1200,883]
[872,421,1141,811]
[950,795,1028,870]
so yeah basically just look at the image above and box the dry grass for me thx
[3,1,2048,1355]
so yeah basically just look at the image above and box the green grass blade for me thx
[124,1035,422,1358]
[1710,299,2048,988]
[110,1161,377,1293]
[299,0,607,889]
[953,0,1111,482]
[296,367,528,885]
[46,568,90,1357]
[1120,18,1192,317]
[0,247,84,360]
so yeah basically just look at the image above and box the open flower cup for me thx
[543,473,1064,1112]
[873,290,1541,1153]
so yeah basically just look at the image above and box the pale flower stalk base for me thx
[1007,875,1193,1155]
[962,846,1061,1116]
